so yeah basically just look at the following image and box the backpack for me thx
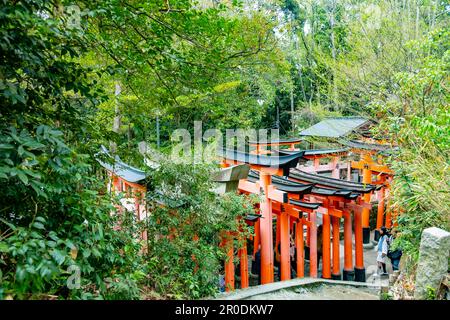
[387,235,402,260]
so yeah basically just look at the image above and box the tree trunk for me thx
[290,88,295,133]
[415,5,420,39]
[329,0,338,110]
[110,82,121,153]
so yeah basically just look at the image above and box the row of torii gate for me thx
[218,138,395,291]
[99,137,395,292]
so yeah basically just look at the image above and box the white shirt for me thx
[376,235,388,263]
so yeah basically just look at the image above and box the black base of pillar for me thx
[343,269,354,281]
[374,229,380,242]
[304,246,310,260]
[363,227,371,244]
[354,267,366,282]
[331,273,342,280]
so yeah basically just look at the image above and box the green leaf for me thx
[35,216,46,223]
[16,266,26,282]
[83,248,91,258]
[0,218,16,231]
[66,240,76,250]
[0,144,14,150]
[17,171,28,185]
[32,222,45,230]
[17,145,25,156]
[0,242,9,253]
[50,250,66,265]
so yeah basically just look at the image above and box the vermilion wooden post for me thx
[239,241,249,289]
[343,211,353,280]
[361,153,372,244]
[112,176,119,193]
[354,209,366,282]
[296,220,304,277]
[376,186,385,230]
[306,212,310,247]
[114,176,122,192]
[275,216,280,262]
[322,211,331,279]
[253,219,260,258]
[224,232,235,291]
[331,215,341,280]
[259,172,274,284]
[309,210,318,278]
[280,207,291,280]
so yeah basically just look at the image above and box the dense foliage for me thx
[381,28,450,260]
[85,0,291,156]
[0,0,144,299]
[278,0,449,264]
[142,163,256,299]
[0,0,277,299]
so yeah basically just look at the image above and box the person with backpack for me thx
[387,229,403,271]
[376,226,389,276]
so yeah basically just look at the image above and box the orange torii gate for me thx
[236,172,319,282]
[274,148,350,179]
[248,140,376,282]
[97,147,148,242]
[97,143,378,291]
[300,117,398,244]
[287,170,375,282]
[249,136,351,179]
[220,149,303,285]
[243,171,314,281]
[219,148,376,288]
[236,167,373,284]
[340,139,396,242]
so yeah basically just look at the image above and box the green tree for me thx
[380,28,450,260]
[142,162,256,299]
[0,0,142,299]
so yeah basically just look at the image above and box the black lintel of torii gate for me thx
[219,148,305,176]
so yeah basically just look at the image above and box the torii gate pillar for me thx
[259,172,274,284]
[361,154,372,244]
[342,211,354,281]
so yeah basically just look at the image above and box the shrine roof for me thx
[299,117,372,138]
[97,145,147,183]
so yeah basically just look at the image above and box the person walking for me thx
[387,230,402,271]
[376,226,389,276]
